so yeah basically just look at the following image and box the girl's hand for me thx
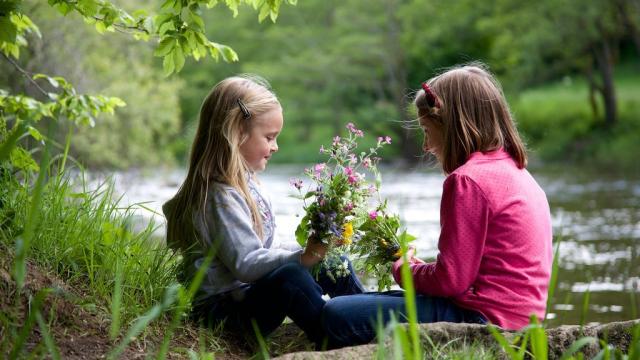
[394,246,425,268]
[406,246,426,264]
[301,241,328,268]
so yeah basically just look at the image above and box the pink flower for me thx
[344,167,358,184]
[314,163,326,176]
[368,211,378,220]
[343,203,354,212]
[333,136,341,146]
[377,136,392,145]
[289,178,303,190]
[363,158,372,168]
[319,145,326,154]
[346,123,364,137]
[348,153,357,165]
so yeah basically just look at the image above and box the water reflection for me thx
[105,164,640,326]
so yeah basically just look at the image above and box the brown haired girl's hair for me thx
[164,75,280,252]
[414,63,527,174]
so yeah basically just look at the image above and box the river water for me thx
[106,164,640,327]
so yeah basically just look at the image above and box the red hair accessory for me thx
[421,82,439,108]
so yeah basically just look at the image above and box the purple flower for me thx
[384,136,392,144]
[289,178,303,190]
[319,145,326,154]
[368,210,378,220]
[333,136,341,146]
[346,123,364,137]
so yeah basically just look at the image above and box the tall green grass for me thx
[1,168,181,322]
[0,156,225,357]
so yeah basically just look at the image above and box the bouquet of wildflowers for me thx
[291,123,415,290]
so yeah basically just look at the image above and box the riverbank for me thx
[2,251,638,358]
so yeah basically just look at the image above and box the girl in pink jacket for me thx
[321,63,553,348]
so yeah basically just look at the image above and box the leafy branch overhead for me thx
[41,0,297,75]
[0,0,295,170]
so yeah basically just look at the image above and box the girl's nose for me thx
[271,141,278,153]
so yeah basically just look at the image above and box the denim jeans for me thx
[191,258,364,344]
[321,290,487,348]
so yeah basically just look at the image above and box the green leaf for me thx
[78,0,99,17]
[221,45,239,62]
[95,21,107,34]
[27,126,43,141]
[173,45,185,72]
[528,315,548,360]
[34,73,59,88]
[163,53,175,76]
[154,37,175,57]
[257,4,271,23]
[0,16,17,43]
[10,146,39,172]
[224,0,241,17]
[190,12,205,30]
[295,215,309,246]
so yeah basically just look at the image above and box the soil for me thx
[0,246,312,359]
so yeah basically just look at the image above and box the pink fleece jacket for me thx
[393,148,553,330]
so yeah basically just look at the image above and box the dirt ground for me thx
[0,249,312,359]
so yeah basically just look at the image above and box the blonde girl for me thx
[321,64,552,348]
[163,75,363,345]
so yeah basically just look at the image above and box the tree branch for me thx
[1,53,49,98]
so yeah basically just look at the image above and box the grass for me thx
[0,159,228,358]
[2,169,180,323]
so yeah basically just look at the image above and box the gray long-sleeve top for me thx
[164,176,303,304]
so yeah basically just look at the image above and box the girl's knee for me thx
[321,298,351,328]
[269,262,309,282]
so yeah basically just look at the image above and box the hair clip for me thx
[421,82,440,108]
[236,98,251,120]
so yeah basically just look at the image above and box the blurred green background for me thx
[1,0,639,171]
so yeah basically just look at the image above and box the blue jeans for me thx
[192,258,364,344]
[321,290,487,348]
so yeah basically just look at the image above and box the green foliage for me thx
[1,0,297,169]
[512,68,640,171]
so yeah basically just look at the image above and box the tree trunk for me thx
[593,39,617,127]
[617,0,640,58]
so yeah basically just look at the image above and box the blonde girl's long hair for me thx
[164,75,280,251]
[414,63,527,174]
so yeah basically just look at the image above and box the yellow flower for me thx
[392,249,403,259]
[341,222,354,245]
